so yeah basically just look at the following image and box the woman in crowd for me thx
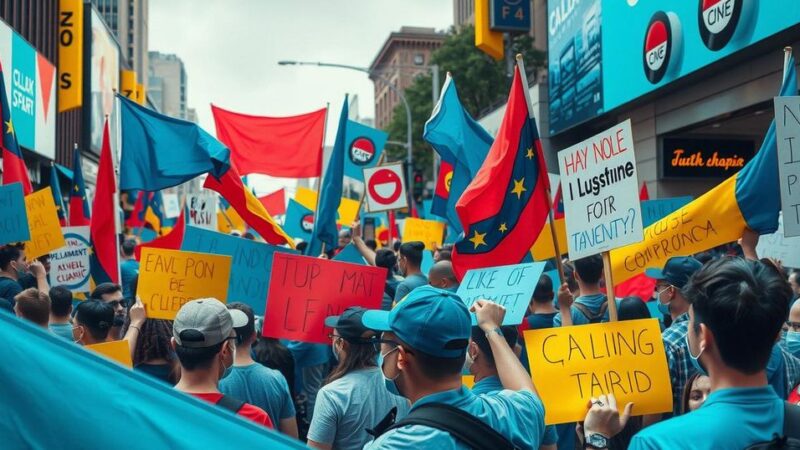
[128,318,179,385]
[682,373,712,413]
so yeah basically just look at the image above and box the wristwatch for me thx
[584,432,609,449]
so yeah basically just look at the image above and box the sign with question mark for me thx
[556,119,644,259]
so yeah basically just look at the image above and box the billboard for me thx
[88,8,119,154]
[548,0,800,135]
[0,20,56,159]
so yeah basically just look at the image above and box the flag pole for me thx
[313,102,331,256]
[784,46,793,80]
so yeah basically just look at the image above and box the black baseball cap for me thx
[646,256,703,289]
[324,307,372,342]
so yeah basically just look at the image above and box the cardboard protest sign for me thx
[524,318,672,424]
[162,193,181,219]
[262,253,385,344]
[295,187,360,227]
[756,212,800,268]
[332,243,366,265]
[138,248,232,320]
[180,226,297,315]
[24,188,66,259]
[187,193,218,231]
[457,263,546,325]
[402,218,445,250]
[363,163,408,213]
[48,226,91,293]
[85,340,133,368]
[641,197,693,228]
[0,182,30,245]
[774,97,800,237]
[557,119,643,259]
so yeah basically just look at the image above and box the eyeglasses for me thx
[787,321,800,331]
[375,338,413,354]
[328,333,342,342]
[107,299,128,309]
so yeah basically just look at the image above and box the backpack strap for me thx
[573,302,607,323]
[216,395,246,414]
[385,402,517,450]
[785,402,800,439]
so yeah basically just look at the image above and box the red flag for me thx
[135,208,186,261]
[211,104,326,178]
[640,182,650,201]
[0,62,32,194]
[616,179,656,301]
[258,189,286,217]
[125,191,147,228]
[204,165,294,247]
[89,120,119,284]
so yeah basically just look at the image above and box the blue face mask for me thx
[787,331,800,357]
[685,332,708,377]
[378,347,402,397]
[656,286,672,316]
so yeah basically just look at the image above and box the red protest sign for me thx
[262,253,385,343]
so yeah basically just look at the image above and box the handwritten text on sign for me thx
[262,253,385,344]
[138,248,231,320]
[48,226,91,293]
[402,218,446,250]
[180,226,297,315]
[756,212,800,268]
[24,187,66,259]
[557,119,643,259]
[457,262,546,325]
[0,182,30,245]
[524,318,672,425]
[774,97,800,237]
[187,193,218,231]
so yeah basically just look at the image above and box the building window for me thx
[414,54,424,66]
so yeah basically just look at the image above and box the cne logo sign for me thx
[643,11,681,84]
[699,0,742,51]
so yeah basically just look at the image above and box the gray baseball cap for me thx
[173,298,248,348]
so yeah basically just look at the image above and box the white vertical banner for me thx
[774,96,800,237]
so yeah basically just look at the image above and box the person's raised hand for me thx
[557,282,574,309]
[470,300,506,332]
[351,221,362,240]
[583,393,633,440]
[740,227,759,260]
[29,260,46,279]
[129,296,147,327]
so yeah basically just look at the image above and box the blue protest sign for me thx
[180,226,298,315]
[640,196,693,228]
[421,250,434,276]
[457,262,546,325]
[0,183,30,245]
[332,243,366,265]
[283,199,314,242]
[344,120,387,181]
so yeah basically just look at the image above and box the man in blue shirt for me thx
[553,255,609,326]
[394,242,428,302]
[119,239,139,300]
[361,286,545,449]
[584,257,796,449]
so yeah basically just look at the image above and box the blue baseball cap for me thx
[360,286,470,358]
[645,256,703,289]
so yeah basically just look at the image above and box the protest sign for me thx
[557,119,643,259]
[180,226,297,315]
[283,199,314,242]
[641,196,693,228]
[295,187,359,227]
[138,248,232,320]
[48,226,91,293]
[524,318,672,424]
[756,212,800,268]
[774,96,800,237]
[332,243,366,265]
[187,193,217,231]
[457,263,545,325]
[24,188,66,259]
[85,340,133,368]
[0,182,30,245]
[262,253,385,344]
[363,163,408,213]
[162,193,181,219]
[402,218,445,250]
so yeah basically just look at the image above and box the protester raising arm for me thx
[350,221,376,266]
[123,297,146,357]
[557,283,574,327]
[29,260,49,293]
[740,227,759,260]
[471,300,537,395]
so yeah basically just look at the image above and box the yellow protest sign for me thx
[524,318,672,425]
[24,188,66,259]
[402,218,445,250]
[295,187,360,226]
[138,248,232,320]
[86,340,133,368]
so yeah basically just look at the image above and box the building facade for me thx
[92,0,149,88]
[453,0,474,30]
[368,26,445,130]
[148,50,187,119]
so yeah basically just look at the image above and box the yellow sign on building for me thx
[58,0,84,112]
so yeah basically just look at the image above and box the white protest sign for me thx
[557,119,643,259]
[756,213,800,268]
[187,193,217,231]
[48,226,91,293]
[363,163,408,213]
[162,193,181,219]
[774,97,800,237]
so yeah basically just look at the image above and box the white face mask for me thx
[463,350,475,373]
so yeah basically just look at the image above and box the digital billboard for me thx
[89,8,119,154]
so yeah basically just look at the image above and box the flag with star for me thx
[69,148,91,226]
[50,164,67,226]
[0,62,32,195]
[451,62,551,280]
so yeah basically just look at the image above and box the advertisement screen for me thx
[89,8,119,154]
[548,0,800,135]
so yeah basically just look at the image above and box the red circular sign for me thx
[350,137,376,166]
[368,168,403,205]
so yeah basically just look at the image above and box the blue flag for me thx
[118,95,230,191]
[424,74,493,234]
[343,120,387,181]
[284,199,314,242]
[307,96,347,256]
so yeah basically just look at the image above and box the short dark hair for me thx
[618,297,650,321]
[393,241,401,252]
[75,300,114,341]
[400,242,425,267]
[227,302,255,345]
[243,232,256,241]
[90,283,122,300]
[409,345,465,380]
[121,239,136,257]
[436,250,452,261]
[365,239,378,251]
[49,286,74,317]
[532,274,554,303]
[175,342,224,371]
[685,257,791,374]
[15,288,51,326]
[375,249,397,270]
[0,244,23,271]
[470,325,518,366]
[574,255,604,285]
[295,241,308,253]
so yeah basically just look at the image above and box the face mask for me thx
[463,350,475,373]
[378,347,402,397]
[221,341,236,379]
[332,338,341,362]
[656,286,671,315]
[787,331,800,357]
[685,332,708,377]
